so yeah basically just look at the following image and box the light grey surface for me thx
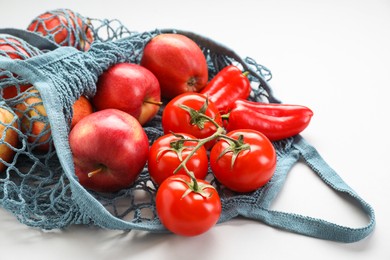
[0,0,388,259]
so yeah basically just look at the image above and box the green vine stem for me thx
[172,100,250,193]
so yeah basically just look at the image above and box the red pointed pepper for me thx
[225,99,314,141]
[200,65,251,114]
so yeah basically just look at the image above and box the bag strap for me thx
[249,136,375,243]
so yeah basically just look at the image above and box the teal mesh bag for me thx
[0,12,375,243]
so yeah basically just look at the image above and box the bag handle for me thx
[249,136,375,243]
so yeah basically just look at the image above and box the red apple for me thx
[69,109,149,193]
[140,33,208,99]
[27,9,94,51]
[71,95,94,129]
[92,63,161,125]
[0,106,19,172]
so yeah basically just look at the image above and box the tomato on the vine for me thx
[161,93,223,150]
[156,174,221,236]
[148,133,208,185]
[210,129,276,193]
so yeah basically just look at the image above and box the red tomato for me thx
[156,174,221,236]
[148,133,208,185]
[161,93,223,150]
[210,129,276,193]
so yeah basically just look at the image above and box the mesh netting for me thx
[0,10,375,242]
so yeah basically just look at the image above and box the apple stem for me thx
[144,100,163,106]
[88,166,103,178]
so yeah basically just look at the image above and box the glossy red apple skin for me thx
[140,33,208,99]
[92,63,161,126]
[69,109,149,193]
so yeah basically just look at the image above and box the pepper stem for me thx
[221,113,230,121]
[242,71,250,77]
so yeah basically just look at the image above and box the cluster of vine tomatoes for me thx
[148,92,277,236]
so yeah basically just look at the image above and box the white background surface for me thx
[0,0,389,259]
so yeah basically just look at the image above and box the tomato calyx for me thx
[171,176,216,199]
[216,134,251,169]
[156,133,198,162]
[178,97,220,130]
